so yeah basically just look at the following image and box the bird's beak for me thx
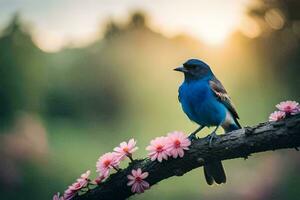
[174,66,187,73]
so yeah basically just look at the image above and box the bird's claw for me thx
[207,132,218,147]
[188,133,198,141]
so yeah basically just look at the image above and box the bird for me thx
[174,58,241,185]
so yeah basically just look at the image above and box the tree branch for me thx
[74,114,300,200]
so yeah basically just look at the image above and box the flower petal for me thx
[140,172,149,179]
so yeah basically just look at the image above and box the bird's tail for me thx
[223,123,241,133]
[203,161,226,185]
[204,121,241,185]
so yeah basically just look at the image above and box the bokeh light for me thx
[264,8,285,30]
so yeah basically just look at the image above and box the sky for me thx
[0,0,251,52]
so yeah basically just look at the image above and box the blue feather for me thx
[179,78,227,127]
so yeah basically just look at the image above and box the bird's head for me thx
[174,59,213,81]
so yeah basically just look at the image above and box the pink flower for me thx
[64,188,76,200]
[166,131,191,158]
[76,170,90,187]
[79,170,91,181]
[276,100,300,115]
[146,136,170,162]
[93,175,106,185]
[114,138,138,160]
[127,168,150,194]
[63,170,91,200]
[269,111,286,122]
[96,152,120,177]
[53,192,64,200]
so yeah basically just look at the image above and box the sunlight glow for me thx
[33,30,65,52]
[2,0,250,51]
[33,28,99,52]
[239,17,261,38]
[188,13,238,45]
[148,0,246,46]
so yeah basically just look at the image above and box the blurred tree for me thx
[104,21,122,39]
[104,11,147,40]
[248,0,300,96]
[129,11,147,28]
[0,14,46,127]
[44,44,126,123]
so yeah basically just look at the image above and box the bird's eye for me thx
[186,65,196,70]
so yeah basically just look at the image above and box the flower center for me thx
[174,140,181,148]
[135,177,142,183]
[156,145,163,152]
[104,160,111,168]
[123,147,129,153]
[73,182,81,189]
[286,106,291,110]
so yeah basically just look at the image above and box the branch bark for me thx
[74,114,300,200]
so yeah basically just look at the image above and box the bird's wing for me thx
[209,78,240,121]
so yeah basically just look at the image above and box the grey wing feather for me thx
[209,77,241,127]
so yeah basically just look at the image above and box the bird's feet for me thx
[188,133,198,141]
[188,126,204,141]
[206,131,218,147]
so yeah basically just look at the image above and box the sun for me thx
[149,0,244,46]
[190,16,236,45]
[176,9,240,46]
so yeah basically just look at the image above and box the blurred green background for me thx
[0,0,299,199]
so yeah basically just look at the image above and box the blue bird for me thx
[174,59,241,185]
